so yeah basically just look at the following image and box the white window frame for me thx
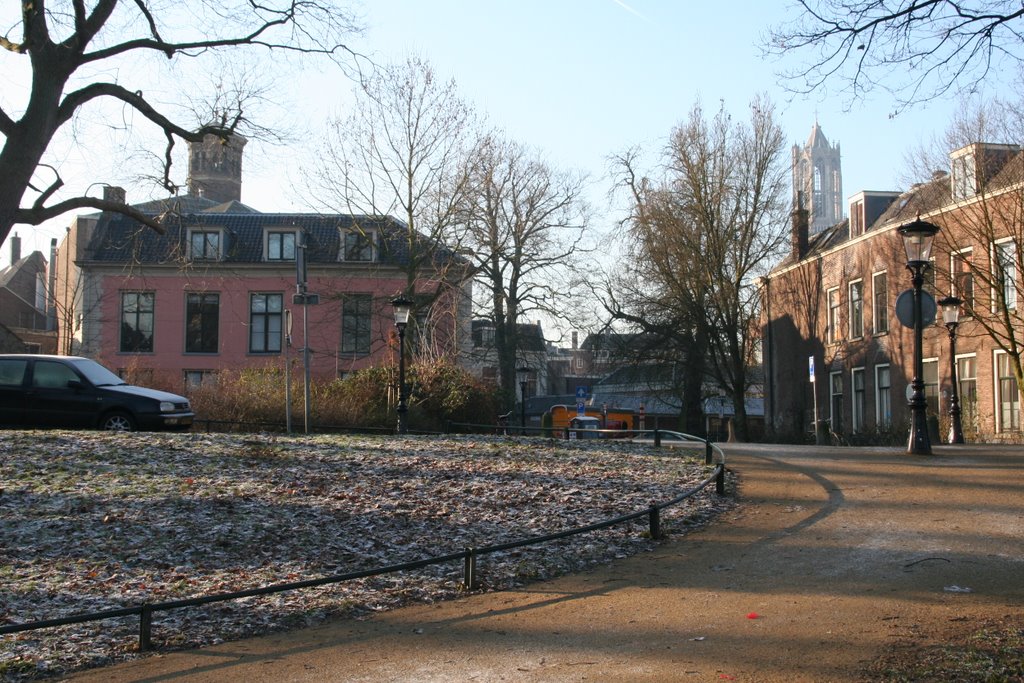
[950,247,974,313]
[851,367,865,432]
[994,350,1021,432]
[341,229,376,262]
[956,353,978,432]
[264,229,297,262]
[848,279,864,340]
[826,287,840,344]
[875,364,891,428]
[992,238,1017,311]
[186,228,223,261]
[872,271,888,334]
[829,370,843,434]
[922,357,939,417]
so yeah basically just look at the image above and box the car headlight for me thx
[160,401,175,412]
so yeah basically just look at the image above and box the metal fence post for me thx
[463,547,477,590]
[705,440,713,465]
[654,429,661,447]
[139,604,153,651]
[648,504,661,539]
[716,465,726,495]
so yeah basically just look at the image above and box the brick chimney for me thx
[791,191,809,260]
[9,232,21,263]
[103,185,127,206]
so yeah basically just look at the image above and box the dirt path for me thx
[63,444,1024,682]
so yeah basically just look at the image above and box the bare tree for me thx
[306,56,477,324]
[608,98,790,440]
[458,133,589,406]
[0,0,363,246]
[766,1,1024,111]
[918,100,1024,420]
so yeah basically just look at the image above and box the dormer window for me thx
[951,150,977,201]
[188,229,222,261]
[265,230,296,261]
[342,230,374,262]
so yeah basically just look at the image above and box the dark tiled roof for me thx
[85,208,460,268]
[471,320,547,351]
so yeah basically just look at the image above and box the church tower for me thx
[792,123,843,234]
[187,133,247,204]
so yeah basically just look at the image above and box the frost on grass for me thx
[0,431,730,680]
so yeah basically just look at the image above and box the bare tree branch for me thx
[767,1,1024,111]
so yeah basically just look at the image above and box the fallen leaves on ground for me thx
[0,431,730,681]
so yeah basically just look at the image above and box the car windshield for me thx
[71,359,128,387]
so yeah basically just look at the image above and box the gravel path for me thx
[57,442,1024,683]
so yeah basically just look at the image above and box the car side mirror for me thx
[67,379,84,390]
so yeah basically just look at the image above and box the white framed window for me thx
[848,280,864,339]
[265,230,297,261]
[951,248,974,313]
[249,293,284,354]
[951,150,976,201]
[956,354,978,433]
[826,287,840,344]
[829,370,843,434]
[995,350,1021,432]
[851,367,865,432]
[187,228,222,261]
[923,358,939,416]
[342,230,375,262]
[875,364,891,428]
[993,238,1017,311]
[872,271,888,334]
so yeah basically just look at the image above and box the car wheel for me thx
[101,411,135,432]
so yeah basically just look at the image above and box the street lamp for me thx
[898,217,940,455]
[517,366,530,432]
[391,295,413,435]
[939,295,965,444]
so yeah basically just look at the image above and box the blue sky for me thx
[3,1,1008,266]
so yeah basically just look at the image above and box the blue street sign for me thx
[576,386,588,399]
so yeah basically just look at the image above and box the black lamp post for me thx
[939,295,965,444]
[517,366,530,432]
[898,218,940,455]
[391,295,413,435]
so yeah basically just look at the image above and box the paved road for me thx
[65,444,1024,682]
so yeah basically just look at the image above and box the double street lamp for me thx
[898,218,940,455]
[939,295,966,444]
[391,295,413,435]
[517,366,530,431]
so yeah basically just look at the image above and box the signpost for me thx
[575,386,587,417]
[809,355,823,444]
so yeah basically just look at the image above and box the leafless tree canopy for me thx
[767,1,1024,110]
[459,133,590,401]
[309,56,478,300]
[607,97,789,439]
[0,0,363,244]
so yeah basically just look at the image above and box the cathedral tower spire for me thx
[792,124,843,233]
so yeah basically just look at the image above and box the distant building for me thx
[0,234,56,353]
[764,140,1023,442]
[53,134,471,391]
[792,123,843,234]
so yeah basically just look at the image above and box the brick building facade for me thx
[763,142,1023,443]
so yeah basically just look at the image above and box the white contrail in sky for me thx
[611,0,648,21]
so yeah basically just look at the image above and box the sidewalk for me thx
[64,444,1024,682]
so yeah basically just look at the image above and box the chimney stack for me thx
[103,185,127,206]
[791,192,809,260]
[10,233,21,263]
